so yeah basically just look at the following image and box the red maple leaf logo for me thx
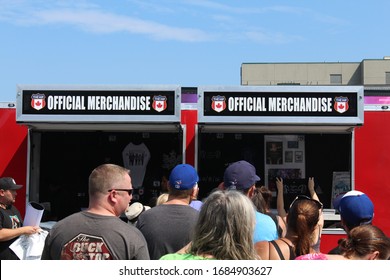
[216,103,222,108]
[157,103,162,108]
[338,104,344,109]
[35,100,42,106]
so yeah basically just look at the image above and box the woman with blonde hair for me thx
[160,190,259,260]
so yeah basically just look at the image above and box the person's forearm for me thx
[0,226,40,241]
[308,177,320,202]
[310,189,320,201]
[0,227,27,241]
[276,179,287,217]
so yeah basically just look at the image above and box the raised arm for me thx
[308,177,320,202]
[308,177,324,252]
[276,177,287,219]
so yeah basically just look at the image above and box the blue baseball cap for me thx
[334,190,374,227]
[169,164,199,190]
[223,160,260,191]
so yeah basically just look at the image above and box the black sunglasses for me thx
[289,195,323,210]
[108,189,133,196]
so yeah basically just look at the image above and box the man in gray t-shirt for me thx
[41,164,149,260]
[137,164,199,260]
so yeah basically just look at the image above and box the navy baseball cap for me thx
[334,190,374,227]
[223,160,260,191]
[0,177,23,191]
[169,164,199,190]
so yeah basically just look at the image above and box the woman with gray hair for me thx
[160,190,259,260]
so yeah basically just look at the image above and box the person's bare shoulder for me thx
[254,241,270,260]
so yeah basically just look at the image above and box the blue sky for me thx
[1,0,389,102]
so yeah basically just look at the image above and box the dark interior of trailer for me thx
[34,130,182,221]
[33,129,351,223]
[197,132,352,211]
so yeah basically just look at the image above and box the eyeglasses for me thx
[108,189,133,196]
[289,195,323,210]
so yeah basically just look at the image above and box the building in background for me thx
[241,56,390,87]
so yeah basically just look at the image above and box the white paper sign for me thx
[24,202,45,227]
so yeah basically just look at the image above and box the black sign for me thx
[204,91,358,117]
[21,90,176,116]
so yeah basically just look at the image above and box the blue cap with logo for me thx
[224,160,260,191]
[334,190,374,227]
[169,164,199,190]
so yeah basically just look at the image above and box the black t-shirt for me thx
[328,245,341,255]
[0,205,23,260]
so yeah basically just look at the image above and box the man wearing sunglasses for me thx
[41,164,149,260]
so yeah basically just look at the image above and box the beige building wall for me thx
[362,59,390,85]
[242,58,390,86]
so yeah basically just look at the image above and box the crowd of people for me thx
[1,160,389,260]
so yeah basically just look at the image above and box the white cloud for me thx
[183,0,306,15]
[33,9,211,42]
[0,0,342,44]
[0,1,211,42]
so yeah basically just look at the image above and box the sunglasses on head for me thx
[289,195,323,210]
[108,188,133,196]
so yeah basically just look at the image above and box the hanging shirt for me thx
[122,142,151,188]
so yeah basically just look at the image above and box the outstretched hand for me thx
[276,177,284,192]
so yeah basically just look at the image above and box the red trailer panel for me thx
[181,109,197,166]
[355,111,390,235]
[0,103,28,217]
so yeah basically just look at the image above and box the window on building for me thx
[330,74,342,85]
[386,72,390,84]
[277,82,300,85]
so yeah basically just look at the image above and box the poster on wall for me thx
[265,135,305,193]
[331,171,351,208]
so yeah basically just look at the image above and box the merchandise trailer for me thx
[2,84,389,253]
[15,85,184,212]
